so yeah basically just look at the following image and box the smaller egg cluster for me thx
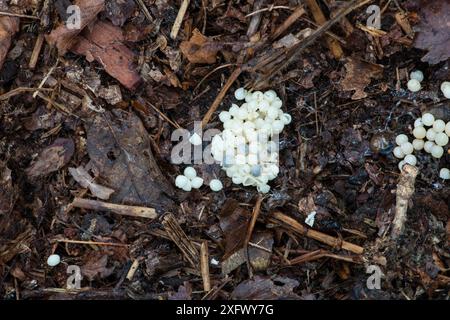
[210,88,291,193]
[175,167,204,191]
[393,112,450,179]
[406,70,450,100]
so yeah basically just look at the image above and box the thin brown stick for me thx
[135,0,153,22]
[52,238,129,247]
[289,249,362,265]
[72,197,157,219]
[246,6,292,18]
[0,11,40,19]
[170,0,190,39]
[29,33,45,69]
[244,195,264,278]
[200,241,211,292]
[0,87,51,101]
[269,211,364,254]
[201,67,242,127]
[271,5,305,40]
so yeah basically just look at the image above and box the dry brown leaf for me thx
[414,0,450,64]
[26,138,75,178]
[180,29,221,64]
[81,252,114,281]
[340,57,383,100]
[46,0,105,54]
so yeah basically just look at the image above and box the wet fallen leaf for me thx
[86,109,175,213]
[414,0,450,64]
[180,29,221,64]
[69,166,115,200]
[26,138,75,178]
[231,276,300,300]
[81,252,114,281]
[340,57,383,100]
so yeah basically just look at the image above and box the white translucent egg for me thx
[412,139,424,151]
[232,176,243,184]
[440,81,450,99]
[414,118,423,127]
[175,175,189,188]
[395,134,409,146]
[263,90,277,102]
[446,122,450,136]
[400,142,414,155]
[229,104,240,116]
[422,113,435,126]
[184,167,197,179]
[393,146,405,158]
[433,119,446,132]
[257,183,270,193]
[191,177,204,189]
[281,113,292,125]
[439,168,450,180]
[267,106,278,119]
[424,141,435,153]
[259,100,270,112]
[410,70,424,82]
[272,120,284,134]
[398,160,406,171]
[252,91,264,101]
[435,132,449,146]
[234,88,247,100]
[426,129,436,141]
[189,133,202,146]
[182,181,192,192]
[236,107,248,120]
[431,145,444,158]
[404,154,417,166]
[210,179,223,191]
[47,254,61,267]
[407,79,421,92]
[413,126,426,139]
[219,111,231,123]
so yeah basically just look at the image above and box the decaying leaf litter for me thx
[0,0,449,300]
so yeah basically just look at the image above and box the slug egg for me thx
[414,118,423,127]
[440,81,450,99]
[393,146,405,158]
[413,126,426,139]
[433,119,446,132]
[426,129,436,141]
[210,179,223,192]
[184,167,197,179]
[404,154,417,166]
[267,106,279,119]
[439,168,450,180]
[407,79,421,92]
[412,139,424,151]
[175,175,189,188]
[229,104,240,116]
[435,132,449,146]
[400,142,414,155]
[182,181,192,192]
[424,141,435,153]
[257,183,270,193]
[431,145,444,158]
[219,111,231,123]
[191,177,204,189]
[252,91,264,101]
[47,254,61,267]
[446,122,450,136]
[263,90,277,102]
[189,133,202,146]
[234,87,247,100]
[410,70,424,82]
[395,134,409,145]
[398,160,406,171]
[422,113,435,126]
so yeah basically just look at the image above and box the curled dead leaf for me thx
[180,29,221,64]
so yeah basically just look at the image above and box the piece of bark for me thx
[69,166,115,200]
[46,0,105,55]
[71,20,142,90]
[0,15,19,70]
[391,164,419,239]
[72,197,157,219]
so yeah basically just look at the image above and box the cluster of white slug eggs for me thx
[175,166,223,192]
[393,112,450,180]
[406,70,450,100]
[209,88,291,193]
